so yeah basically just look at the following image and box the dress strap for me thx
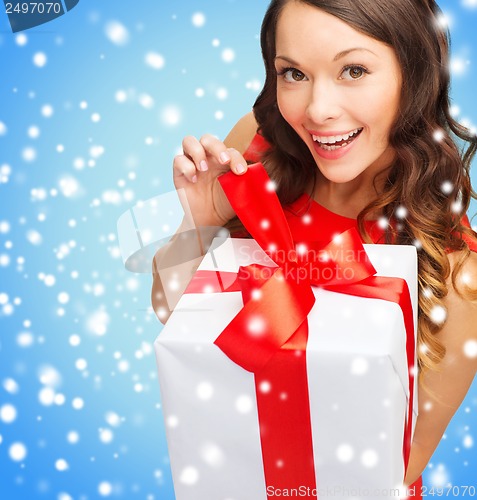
[243,133,270,163]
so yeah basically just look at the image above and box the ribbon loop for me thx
[214,264,315,373]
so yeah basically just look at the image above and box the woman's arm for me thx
[151,112,259,323]
[404,250,477,484]
[223,111,258,152]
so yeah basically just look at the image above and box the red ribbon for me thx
[186,163,416,497]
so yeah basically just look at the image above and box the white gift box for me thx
[154,237,418,500]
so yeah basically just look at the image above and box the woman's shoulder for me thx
[223,112,272,163]
[224,112,261,157]
[445,217,477,312]
[440,248,477,364]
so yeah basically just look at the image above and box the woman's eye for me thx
[282,68,307,82]
[340,65,368,81]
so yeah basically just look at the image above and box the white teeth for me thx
[312,128,361,145]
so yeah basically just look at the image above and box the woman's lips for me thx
[311,128,363,160]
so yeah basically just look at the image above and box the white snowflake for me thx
[235,395,253,414]
[166,415,179,428]
[105,21,130,46]
[67,431,80,444]
[98,481,113,496]
[139,94,154,109]
[259,381,271,394]
[55,459,69,471]
[216,87,228,100]
[221,48,235,63]
[145,52,165,70]
[433,129,445,142]
[429,463,449,488]
[161,106,181,126]
[336,443,354,463]
[463,434,473,448]
[0,404,17,423]
[179,466,199,485]
[99,428,114,444]
[463,340,477,358]
[86,309,110,336]
[115,90,128,103]
[41,104,54,117]
[196,382,214,401]
[72,398,84,410]
[3,378,19,394]
[105,412,121,427]
[192,12,206,27]
[395,205,408,219]
[361,449,379,468]
[22,147,37,162]
[350,357,369,375]
[450,56,470,76]
[9,442,27,461]
[33,52,47,67]
[247,316,266,336]
[26,229,42,245]
[17,331,34,347]
[27,125,40,138]
[15,33,27,46]
[200,442,225,467]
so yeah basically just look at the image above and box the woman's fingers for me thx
[182,135,209,172]
[200,134,248,175]
[174,134,248,189]
[173,153,198,184]
[226,147,247,175]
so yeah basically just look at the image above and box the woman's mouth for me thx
[312,128,363,151]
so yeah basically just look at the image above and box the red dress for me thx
[242,133,477,498]
[244,133,477,252]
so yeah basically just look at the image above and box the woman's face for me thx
[275,1,402,186]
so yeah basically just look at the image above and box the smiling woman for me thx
[153,0,477,496]
[250,0,477,489]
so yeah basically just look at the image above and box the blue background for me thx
[0,1,476,498]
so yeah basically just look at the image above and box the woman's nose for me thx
[305,80,342,124]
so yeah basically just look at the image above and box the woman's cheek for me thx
[277,91,303,126]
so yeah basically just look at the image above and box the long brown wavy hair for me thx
[233,0,477,378]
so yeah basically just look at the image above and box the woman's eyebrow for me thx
[274,55,299,65]
[275,47,377,66]
[333,47,377,61]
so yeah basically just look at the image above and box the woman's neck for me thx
[312,170,388,221]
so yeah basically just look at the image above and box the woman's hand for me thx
[153,114,258,323]
[173,134,249,228]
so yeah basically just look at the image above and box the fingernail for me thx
[200,160,208,171]
[236,163,245,174]
[192,175,198,183]
[220,152,231,163]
